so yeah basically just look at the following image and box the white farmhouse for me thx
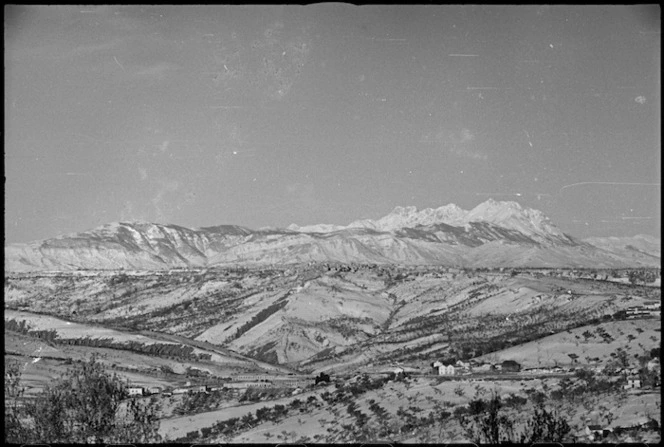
[127,387,144,397]
[438,364,455,375]
[431,360,455,375]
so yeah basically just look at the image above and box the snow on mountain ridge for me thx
[6,199,659,271]
[463,199,566,241]
[287,223,346,233]
[289,199,562,237]
[366,203,468,231]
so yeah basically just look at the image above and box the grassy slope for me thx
[475,319,660,368]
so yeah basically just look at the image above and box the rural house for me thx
[585,425,612,441]
[431,360,455,375]
[127,387,144,397]
[455,360,471,373]
[624,376,641,389]
[147,386,162,395]
[438,364,456,375]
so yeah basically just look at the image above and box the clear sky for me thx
[4,5,661,243]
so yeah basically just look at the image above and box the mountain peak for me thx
[467,199,525,220]
[466,199,567,242]
[365,203,467,231]
[290,200,556,234]
[390,205,419,216]
[475,198,522,210]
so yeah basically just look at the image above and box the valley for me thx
[5,264,661,443]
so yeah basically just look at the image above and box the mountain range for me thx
[4,199,660,271]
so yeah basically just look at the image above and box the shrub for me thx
[5,360,28,443]
[521,403,571,443]
[5,356,161,444]
[459,393,571,444]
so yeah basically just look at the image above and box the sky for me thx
[4,5,661,244]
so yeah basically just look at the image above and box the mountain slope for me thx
[5,200,660,270]
[583,234,661,260]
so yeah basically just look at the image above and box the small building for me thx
[455,360,471,372]
[432,360,455,375]
[624,376,641,389]
[585,425,612,441]
[438,364,455,375]
[147,387,162,395]
[473,363,493,373]
[127,387,144,397]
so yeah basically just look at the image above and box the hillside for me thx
[5,265,660,444]
[584,234,661,260]
[5,266,660,373]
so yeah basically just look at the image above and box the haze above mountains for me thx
[5,200,660,272]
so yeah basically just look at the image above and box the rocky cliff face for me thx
[5,200,660,271]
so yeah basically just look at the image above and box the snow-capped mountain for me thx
[348,203,468,231]
[462,199,572,244]
[4,200,660,271]
[291,200,573,244]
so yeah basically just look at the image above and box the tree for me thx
[520,403,571,443]
[315,372,331,385]
[459,393,571,444]
[459,393,515,444]
[5,356,161,444]
[5,360,29,443]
